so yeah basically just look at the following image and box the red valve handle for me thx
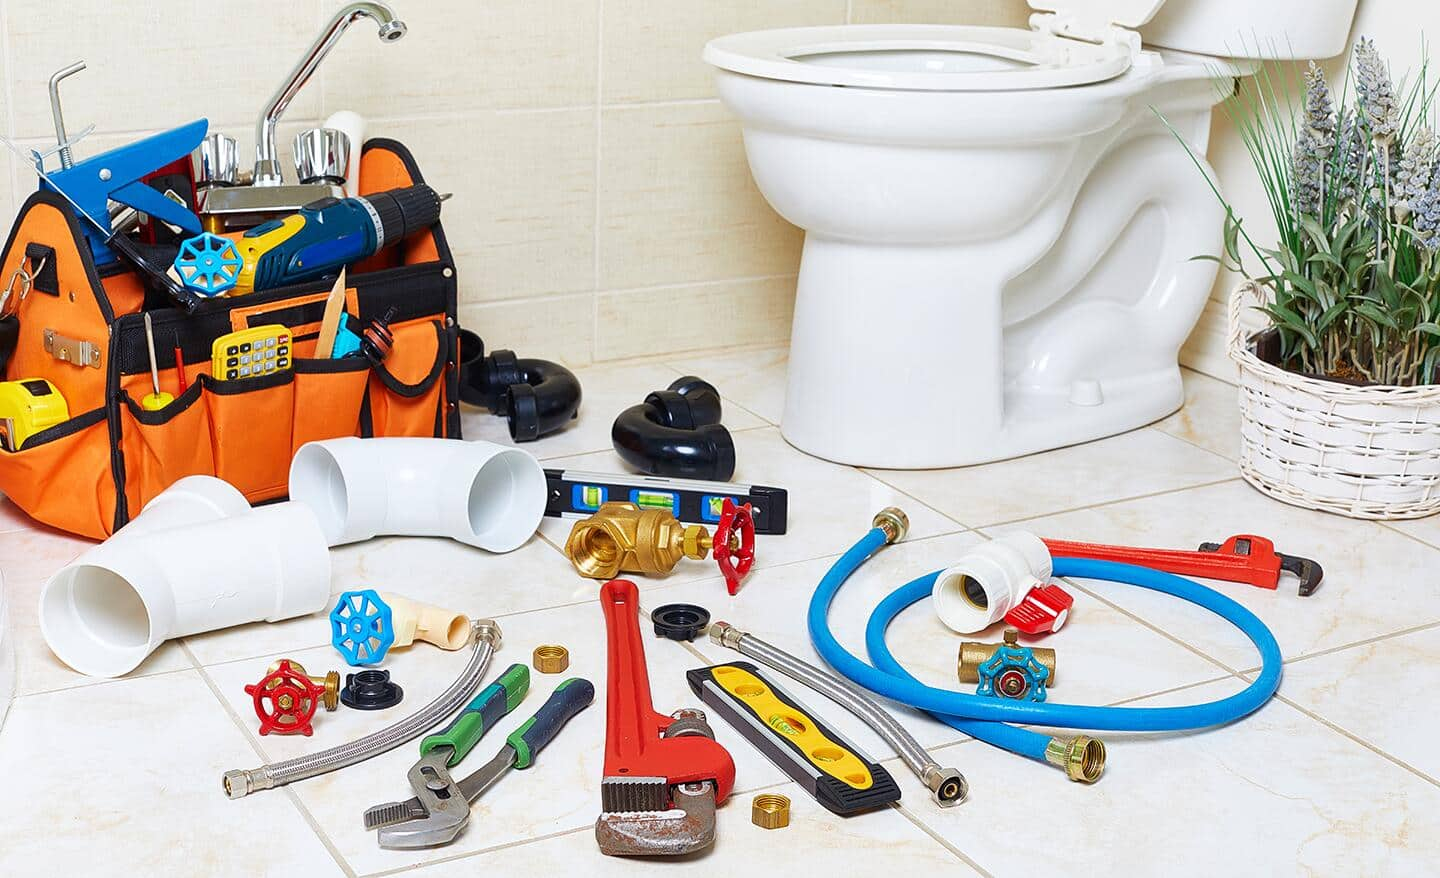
[712,499,756,595]
[243,659,323,736]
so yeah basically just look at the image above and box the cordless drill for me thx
[174,184,443,296]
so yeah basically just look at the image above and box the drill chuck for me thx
[362,184,442,249]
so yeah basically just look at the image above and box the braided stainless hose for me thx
[223,619,501,798]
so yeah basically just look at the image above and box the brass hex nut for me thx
[532,644,570,674]
[751,793,791,829]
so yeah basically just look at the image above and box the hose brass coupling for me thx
[1045,735,1106,783]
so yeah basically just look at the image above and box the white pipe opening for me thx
[932,532,1053,634]
[39,477,331,678]
[288,437,546,552]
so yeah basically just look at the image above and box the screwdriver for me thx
[141,312,174,411]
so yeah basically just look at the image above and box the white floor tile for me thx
[1000,480,1440,670]
[0,672,345,877]
[870,427,1238,528]
[665,345,788,425]
[1153,368,1242,460]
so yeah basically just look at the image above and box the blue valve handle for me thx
[976,645,1050,702]
[329,590,395,666]
[174,233,243,295]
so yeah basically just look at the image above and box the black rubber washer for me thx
[340,669,404,710]
[652,604,711,642]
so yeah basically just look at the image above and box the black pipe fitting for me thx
[458,328,582,442]
[611,376,735,480]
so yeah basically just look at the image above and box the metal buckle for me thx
[43,327,102,369]
[0,254,47,319]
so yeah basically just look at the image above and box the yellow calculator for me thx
[211,325,292,381]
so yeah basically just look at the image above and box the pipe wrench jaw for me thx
[596,779,718,857]
[1197,535,1324,597]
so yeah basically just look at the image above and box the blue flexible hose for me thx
[807,526,1284,768]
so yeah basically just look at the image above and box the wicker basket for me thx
[1230,282,1440,519]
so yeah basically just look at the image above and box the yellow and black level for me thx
[687,661,900,815]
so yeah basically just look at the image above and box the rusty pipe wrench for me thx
[363,663,530,849]
[596,579,735,857]
[1043,534,1323,597]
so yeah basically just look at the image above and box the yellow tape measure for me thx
[0,378,68,451]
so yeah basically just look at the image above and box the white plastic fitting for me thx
[289,437,546,552]
[39,476,331,678]
[380,592,469,650]
[322,110,365,197]
[933,532,1054,634]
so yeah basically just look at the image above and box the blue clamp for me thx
[330,590,395,666]
[975,634,1050,703]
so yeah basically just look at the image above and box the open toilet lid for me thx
[704,23,1145,92]
[1027,0,1166,30]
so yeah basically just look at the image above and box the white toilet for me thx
[706,0,1360,468]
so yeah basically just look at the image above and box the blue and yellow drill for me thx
[173,184,443,296]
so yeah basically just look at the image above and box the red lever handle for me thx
[712,499,756,595]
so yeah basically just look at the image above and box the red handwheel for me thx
[712,499,756,595]
[244,660,324,736]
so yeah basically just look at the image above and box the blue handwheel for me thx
[173,233,242,295]
[330,590,395,666]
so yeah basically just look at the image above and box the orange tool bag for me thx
[0,140,461,539]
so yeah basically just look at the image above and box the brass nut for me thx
[751,793,791,829]
[532,644,570,674]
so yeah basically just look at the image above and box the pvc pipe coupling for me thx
[288,437,547,552]
[932,532,1053,634]
[39,476,332,678]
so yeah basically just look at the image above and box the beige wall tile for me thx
[321,0,599,115]
[850,0,1031,25]
[0,153,14,233]
[603,0,847,104]
[374,109,595,304]
[459,293,596,366]
[595,275,796,361]
[600,102,801,290]
[5,0,323,136]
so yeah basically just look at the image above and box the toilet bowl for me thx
[706,0,1359,468]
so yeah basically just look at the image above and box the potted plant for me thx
[1179,39,1440,519]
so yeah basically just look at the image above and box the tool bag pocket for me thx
[0,139,460,538]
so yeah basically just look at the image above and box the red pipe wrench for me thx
[596,579,735,856]
[1043,534,1323,597]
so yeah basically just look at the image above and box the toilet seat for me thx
[704,0,1168,92]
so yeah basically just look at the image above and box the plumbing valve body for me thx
[565,500,755,592]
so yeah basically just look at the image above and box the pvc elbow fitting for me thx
[379,592,470,650]
[932,532,1053,634]
[39,476,331,678]
[288,437,547,552]
[611,376,735,480]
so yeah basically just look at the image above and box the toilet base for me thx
[781,366,1185,469]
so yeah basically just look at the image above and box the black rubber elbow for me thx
[458,329,582,442]
[611,376,735,480]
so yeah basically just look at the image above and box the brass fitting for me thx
[751,793,791,829]
[872,507,909,544]
[532,644,570,674]
[957,628,1056,686]
[265,659,340,711]
[1045,735,1106,783]
[565,501,723,580]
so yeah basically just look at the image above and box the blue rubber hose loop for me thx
[807,527,1284,764]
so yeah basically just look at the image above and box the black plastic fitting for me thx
[458,328,582,442]
[340,669,404,711]
[611,376,735,480]
[652,604,711,642]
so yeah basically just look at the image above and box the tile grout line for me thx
[1378,519,1440,553]
[1231,618,1440,675]
[973,474,1246,531]
[1271,692,1440,791]
[891,802,997,877]
[182,640,360,878]
[360,825,594,878]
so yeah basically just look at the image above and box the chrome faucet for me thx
[253,2,406,186]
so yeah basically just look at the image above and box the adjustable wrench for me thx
[364,663,529,849]
[596,579,735,857]
[1043,534,1323,597]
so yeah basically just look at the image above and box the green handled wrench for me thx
[370,676,596,849]
[364,663,530,847]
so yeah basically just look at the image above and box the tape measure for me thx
[0,378,68,451]
[687,662,900,815]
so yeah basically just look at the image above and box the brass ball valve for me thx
[565,499,756,593]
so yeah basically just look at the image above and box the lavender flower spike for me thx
[1355,37,1399,144]
[1413,165,1440,251]
[1396,128,1438,221]
[1291,63,1337,217]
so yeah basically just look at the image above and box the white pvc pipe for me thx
[932,532,1053,634]
[39,477,331,678]
[288,437,546,553]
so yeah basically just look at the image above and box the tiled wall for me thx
[0,0,1028,367]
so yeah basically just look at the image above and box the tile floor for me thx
[2,348,1438,877]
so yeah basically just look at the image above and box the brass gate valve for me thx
[565,499,756,593]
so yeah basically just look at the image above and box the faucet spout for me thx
[253,2,406,186]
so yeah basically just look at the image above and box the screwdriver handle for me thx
[508,677,595,769]
[420,663,529,765]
